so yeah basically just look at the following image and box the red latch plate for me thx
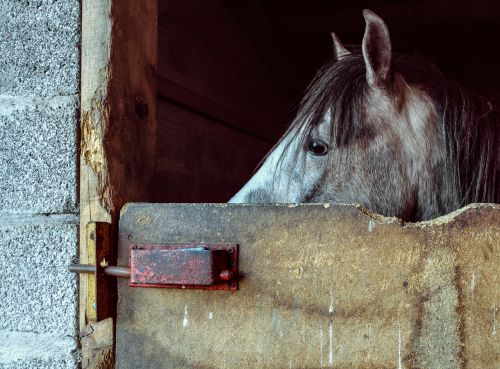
[129,244,238,290]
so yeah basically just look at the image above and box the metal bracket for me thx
[82,222,115,323]
[71,242,238,291]
[129,244,239,290]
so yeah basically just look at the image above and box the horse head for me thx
[229,10,499,221]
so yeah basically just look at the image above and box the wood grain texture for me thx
[80,0,157,366]
[80,0,113,335]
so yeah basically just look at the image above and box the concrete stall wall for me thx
[0,1,80,368]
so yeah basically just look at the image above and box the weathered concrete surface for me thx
[0,96,78,214]
[0,1,80,368]
[0,330,77,369]
[117,203,499,369]
[0,220,78,335]
[0,0,79,96]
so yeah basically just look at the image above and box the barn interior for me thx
[153,0,500,203]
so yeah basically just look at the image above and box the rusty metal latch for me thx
[70,243,239,291]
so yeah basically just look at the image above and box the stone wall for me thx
[0,1,80,368]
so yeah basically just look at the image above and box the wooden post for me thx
[80,0,157,366]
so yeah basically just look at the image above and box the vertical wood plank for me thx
[80,0,158,362]
[80,0,113,335]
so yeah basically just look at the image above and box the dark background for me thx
[153,0,500,202]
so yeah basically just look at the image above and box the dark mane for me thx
[281,48,499,206]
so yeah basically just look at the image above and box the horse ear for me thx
[362,9,392,88]
[331,32,351,60]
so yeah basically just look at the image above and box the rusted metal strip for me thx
[70,243,237,290]
[129,244,239,290]
[85,222,98,323]
[79,222,115,324]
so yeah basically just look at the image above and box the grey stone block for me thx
[0,0,80,96]
[0,96,78,214]
[0,222,78,336]
[0,330,78,369]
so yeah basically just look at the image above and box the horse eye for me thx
[308,139,329,156]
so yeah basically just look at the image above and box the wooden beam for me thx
[80,0,157,366]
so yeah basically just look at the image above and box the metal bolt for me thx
[219,269,233,281]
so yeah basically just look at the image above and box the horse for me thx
[229,10,499,221]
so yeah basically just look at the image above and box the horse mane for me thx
[432,74,500,206]
[281,47,499,207]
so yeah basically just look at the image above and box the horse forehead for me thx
[315,111,333,132]
[397,88,439,142]
[360,85,441,172]
[404,88,437,120]
[365,84,437,129]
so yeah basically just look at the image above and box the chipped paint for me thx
[320,326,324,368]
[271,310,284,337]
[493,305,497,337]
[397,320,403,369]
[328,289,334,314]
[182,305,189,328]
[328,289,334,366]
[328,322,333,366]
[470,272,476,295]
